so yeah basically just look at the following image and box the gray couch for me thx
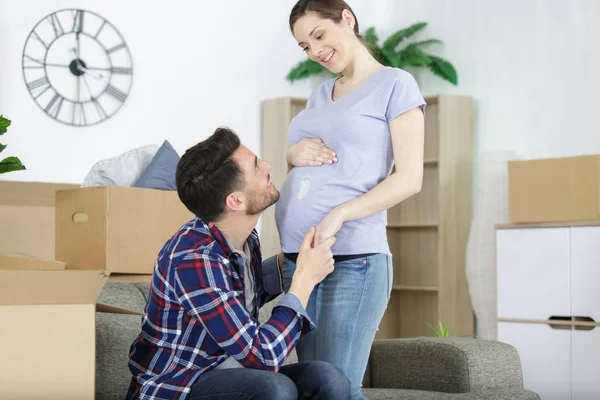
[96,282,540,400]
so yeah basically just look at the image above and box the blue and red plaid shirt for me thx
[126,218,315,400]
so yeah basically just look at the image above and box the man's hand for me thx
[289,227,335,307]
[287,138,337,167]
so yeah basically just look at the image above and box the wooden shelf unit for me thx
[260,94,474,340]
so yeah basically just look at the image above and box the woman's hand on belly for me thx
[314,207,346,246]
[287,138,338,168]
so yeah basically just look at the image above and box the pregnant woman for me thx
[274,1,426,399]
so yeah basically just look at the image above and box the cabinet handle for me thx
[548,316,572,330]
[573,316,597,331]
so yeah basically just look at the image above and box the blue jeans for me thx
[188,361,350,399]
[282,253,393,400]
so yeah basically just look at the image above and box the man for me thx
[126,127,350,400]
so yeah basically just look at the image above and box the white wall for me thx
[1,0,598,185]
[388,0,600,163]
[0,0,392,184]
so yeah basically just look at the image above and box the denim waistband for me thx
[283,253,375,263]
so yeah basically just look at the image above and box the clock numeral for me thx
[107,43,126,54]
[92,98,108,120]
[45,93,64,119]
[31,31,49,49]
[72,10,85,33]
[111,67,132,75]
[73,102,87,126]
[48,13,65,38]
[105,84,127,102]
[26,76,51,98]
[94,20,106,39]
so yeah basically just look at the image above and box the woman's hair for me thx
[289,0,364,42]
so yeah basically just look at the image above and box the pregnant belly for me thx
[274,167,363,252]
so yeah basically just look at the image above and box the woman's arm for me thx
[314,107,425,245]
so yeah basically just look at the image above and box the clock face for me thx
[21,9,133,127]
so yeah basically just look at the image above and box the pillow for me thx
[134,140,180,190]
[82,144,160,187]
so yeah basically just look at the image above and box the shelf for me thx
[392,285,439,292]
[424,159,438,166]
[387,222,438,229]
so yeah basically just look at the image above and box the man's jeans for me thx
[282,253,393,400]
[188,361,350,399]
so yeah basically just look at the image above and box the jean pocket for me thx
[386,256,393,300]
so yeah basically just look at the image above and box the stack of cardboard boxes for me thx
[0,181,194,399]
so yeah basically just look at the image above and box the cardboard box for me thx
[0,253,66,270]
[56,186,194,274]
[508,155,600,223]
[0,181,79,259]
[0,258,141,400]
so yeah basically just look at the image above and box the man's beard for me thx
[246,189,280,216]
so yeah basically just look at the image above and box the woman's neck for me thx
[339,43,382,83]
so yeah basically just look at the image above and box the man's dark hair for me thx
[176,127,244,222]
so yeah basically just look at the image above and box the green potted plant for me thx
[428,321,478,338]
[0,115,26,174]
[428,321,456,337]
[286,22,457,85]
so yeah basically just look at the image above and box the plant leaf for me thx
[0,143,6,154]
[286,59,326,82]
[399,46,432,66]
[381,49,403,68]
[363,27,378,45]
[383,22,427,51]
[0,156,26,174]
[410,39,442,47]
[0,115,11,135]
[428,56,458,85]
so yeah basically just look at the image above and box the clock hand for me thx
[78,64,106,80]
[76,32,80,60]
[82,74,95,99]
[44,62,72,68]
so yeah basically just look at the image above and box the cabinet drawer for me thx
[498,322,571,400]
[570,227,600,323]
[572,327,600,399]
[496,228,570,320]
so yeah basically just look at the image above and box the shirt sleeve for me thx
[385,70,427,122]
[174,254,313,372]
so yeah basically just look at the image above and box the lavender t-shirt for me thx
[274,67,426,256]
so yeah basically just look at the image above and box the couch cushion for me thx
[96,283,148,400]
[82,144,160,187]
[134,140,179,190]
[363,388,541,400]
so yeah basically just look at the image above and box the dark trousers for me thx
[188,360,351,400]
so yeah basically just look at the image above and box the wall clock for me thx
[21,9,133,127]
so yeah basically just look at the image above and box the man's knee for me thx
[305,361,351,397]
[261,372,297,400]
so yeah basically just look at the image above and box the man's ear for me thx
[225,191,246,213]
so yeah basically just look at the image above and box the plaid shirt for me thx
[126,218,315,400]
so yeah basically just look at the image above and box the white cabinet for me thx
[496,227,570,320]
[498,322,571,400]
[572,328,600,399]
[496,225,600,400]
[570,227,600,323]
